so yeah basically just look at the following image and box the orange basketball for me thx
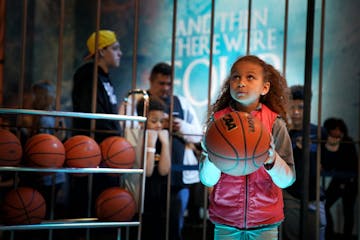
[64,135,101,168]
[95,187,136,221]
[100,136,136,169]
[0,129,23,166]
[204,111,271,176]
[24,133,65,168]
[2,187,46,225]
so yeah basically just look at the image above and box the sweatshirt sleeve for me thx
[265,117,296,188]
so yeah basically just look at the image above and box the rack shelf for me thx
[0,107,147,240]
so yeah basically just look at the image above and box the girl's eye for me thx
[149,119,158,124]
[247,75,255,80]
[230,74,240,81]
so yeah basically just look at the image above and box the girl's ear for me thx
[261,82,270,95]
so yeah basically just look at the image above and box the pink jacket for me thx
[209,105,284,229]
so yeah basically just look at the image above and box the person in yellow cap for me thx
[69,30,124,237]
[72,29,123,142]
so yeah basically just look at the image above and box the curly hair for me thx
[207,55,290,124]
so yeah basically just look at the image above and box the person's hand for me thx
[157,129,169,145]
[162,113,170,129]
[295,136,302,149]
[146,129,158,147]
[162,115,182,132]
[199,156,221,187]
[172,117,182,132]
[264,136,276,170]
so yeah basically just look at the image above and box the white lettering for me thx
[223,32,247,52]
[252,8,268,29]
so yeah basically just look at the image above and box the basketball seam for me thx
[205,113,243,173]
[16,189,31,223]
[207,148,269,160]
[102,137,118,161]
[0,141,21,145]
[25,135,60,153]
[107,147,134,163]
[66,153,101,160]
[96,189,135,220]
[236,112,249,175]
[252,125,266,168]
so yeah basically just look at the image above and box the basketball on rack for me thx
[24,133,65,168]
[95,187,136,221]
[100,136,136,169]
[2,187,46,225]
[204,111,271,176]
[64,135,102,168]
[0,129,23,166]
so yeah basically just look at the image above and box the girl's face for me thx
[229,61,270,110]
[147,110,165,130]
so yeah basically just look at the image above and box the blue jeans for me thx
[214,223,279,240]
[170,187,189,240]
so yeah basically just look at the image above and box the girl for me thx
[136,96,171,240]
[200,55,296,240]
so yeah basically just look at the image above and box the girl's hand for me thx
[264,136,276,170]
[157,130,169,145]
[147,129,158,147]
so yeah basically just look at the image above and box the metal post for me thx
[300,1,316,240]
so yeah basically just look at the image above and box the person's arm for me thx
[157,129,171,176]
[118,94,141,129]
[174,96,203,143]
[72,67,93,113]
[0,174,18,188]
[199,141,221,187]
[145,129,158,176]
[263,118,296,188]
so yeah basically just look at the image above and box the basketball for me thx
[24,133,65,168]
[0,129,23,166]
[95,187,136,221]
[100,136,136,169]
[2,187,46,225]
[204,111,271,176]
[64,135,101,168]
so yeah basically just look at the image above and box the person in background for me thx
[72,29,122,143]
[200,55,295,240]
[282,85,327,240]
[31,80,66,140]
[136,96,171,240]
[121,62,203,240]
[322,117,358,240]
[69,30,123,235]
[25,80,67,219]
[148,63,203,240]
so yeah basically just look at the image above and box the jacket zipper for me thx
[244,174,248,228]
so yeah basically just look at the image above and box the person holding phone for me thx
[121,62,202,240]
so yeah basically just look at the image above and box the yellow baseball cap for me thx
[84,30,117,60]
